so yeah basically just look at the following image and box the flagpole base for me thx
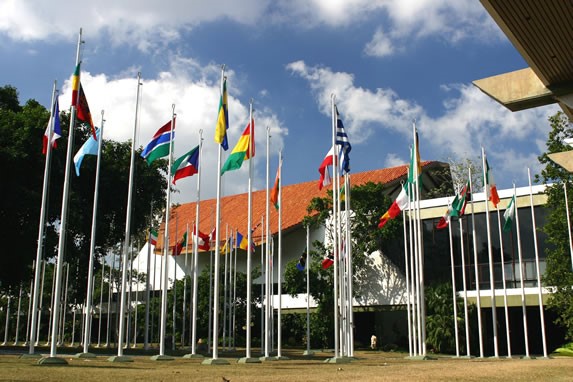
[108,355,133,362]
[202,358,230,365]
[324,357,351,364]
[20,353,42,359]
[237,357,261,364]
[38,356,69,366]
[183,353,205,359]
[74,352,96,358]
[407,355,437,361]
[150,355,175,361]
[273,355,290,361]
[303,350,315,357]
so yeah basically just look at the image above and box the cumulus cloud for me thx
[288,60,558,188]
[364,27,395,58]
[61,56,286,203]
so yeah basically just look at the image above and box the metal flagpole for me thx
[496,207,511,358]
[205,66,227,365]
[513,183,530,358]
[239,101,259,363]
[60,263,69,346]
[223,225,229,349]
[109,72,142,362]
[182,223,189,346]
[412,179,422,354]
[133,241,139,348]
[14,284,22,345]
[482,148,498,358]
[447,200,460,357]
[172,221,177,351]
[458,219,471,357]
[41,29,84,364]
[408,183,418,356]
[413,124,426,356]
[330,95,340,360]
[345,173,354,357]
[469,167,484,358]
[2,292,11,345]
[78,111,105,357]
[46,263,56,346]
[188,129,203,357]
[144,202,153,350]
[402,200,412,357]
[207,246,213,354]
[105,253,113,348]
[276,151,286,360]
[232,230,238,350]
[153,105,176,361]
[28,81,57,357]
[262,126,271,360]
[527,168,548,358]
[303,225,313,356]
[564,182,573,271]
[35,260,45,346]
[97,263,104,347]
[24,272,33,346]
[261,215,264,354]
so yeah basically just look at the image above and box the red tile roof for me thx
[155,162,434,254]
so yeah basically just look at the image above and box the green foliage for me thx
[0,85,166,300]
[536,111,573,341]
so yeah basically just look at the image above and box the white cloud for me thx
[384,153,406,168]
[61,56,286,203]
[364,27,395,58]
[288,60,559,189]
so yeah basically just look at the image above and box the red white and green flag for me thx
[149,229,158,246]
[378,185,410,229]
[485,158,500,207]
[503,195,516,232]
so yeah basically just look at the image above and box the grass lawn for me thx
[1,347,572,382]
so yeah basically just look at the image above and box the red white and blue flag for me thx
[171,145,199,184]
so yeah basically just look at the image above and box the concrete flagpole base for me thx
[324,357,351,364]
[273,355,290,360]
[107,355,133,362]
[237,357,261,364]
[259,356,277,361]
[183,353,205,359]
[20,353,42,359]
[38,356,69,365]
[74,352,96,358]
[303,350,315,357]
[150,355,175,361]
[202,358,230,365]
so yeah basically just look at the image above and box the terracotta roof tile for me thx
[155,162,433,254]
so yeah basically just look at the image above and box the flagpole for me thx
[182,223,189,346]
[105,254,113,348]
[276,151,286,360]
[495,207,511,358]
[144,202,153,350]
[188,129,203,357]
[458,218,471,357]
[204,65,228,365]
[564,182,573,271]
[109,72,141,362]
[222,224,229,349]
[481,149,499,358]
[238,100,258,363]
[232,229,238,350]
[14,285,22,345]
[469,167,484,358]
[262,125,271,360]
[345,173,354,357]
[445,199,460,357]
[28,81,57,357]
[513,183,530,358]
[39,29,83,365]
[407,183,418,356]
[413,124,426,356]
[97,261,104,347]
[78,111,105,358]
[402,200,412,357]
[330,95,340,360]
[527,168,548,358]
[304,224,313,357]
[172,218,178,351]
[24,270,33,346]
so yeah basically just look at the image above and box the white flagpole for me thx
[276,151,285,359]
[24,272,33,346]
[2,293,11,345]
[60,263,69,346]
[330,95,340,360]
[239,100,257,363]
[144,202,153,350]
[171,220,178,351]
[304,225,313,357]
[36,260,45,346]
[46,264,56,345]
[402,201,412,357]
[495,206,511,358]
[482,148,499,358]
[208,68,225,363]
[111,72,142,362]
[469,167,484,358]
[182,223,189,346]
[28,81,57,356]
[345,173,354,357]
[447,200,460,357]
[527,168,548,358]
[14,285,22,345]
[41,29,83,364]
[513,183,530,358]
[97,262,104,347]
[232,229,238,350]
[79,111,105,357]
[458,218,471,357]
[407,183,417,356]
[189,129,203,357]
[105,254,113,348]
[263,125,271,360]
[564,182,573,271]
[154,105,176,360]
[222,224,229,349]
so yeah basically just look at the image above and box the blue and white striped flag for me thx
[335,106,351,175]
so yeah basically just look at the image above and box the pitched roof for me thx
[155,161,439,254]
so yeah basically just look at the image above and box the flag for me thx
[378,185,409,229]
[270,158,282,210]
[236,232,248,250]
[149,229,158,246]
[485,158,501,207]
[71,63,80,107]
[503,195,516,232]
[318,146,334,190]
[141,119,175,165]
[335,107,351,175]
[220,119,255,175]
[321,253,334,270]
[214,78,229,150]
[194,226,212,251]
[42,97,62,154]
[436,205,452,230]
[73,128,101,176]
[172,232,187,256]
[296,251,307,272]
[407,132,422,186]
[172,145,199,184]
[76,84,97,140]
[451,181,471,217]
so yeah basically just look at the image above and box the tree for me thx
[0,84,166,301]
[536,111,573,341]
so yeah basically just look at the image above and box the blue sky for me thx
[0,0,559,204]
